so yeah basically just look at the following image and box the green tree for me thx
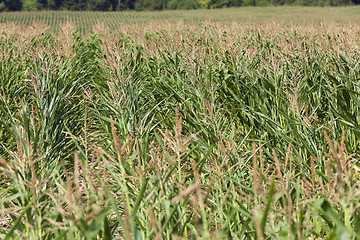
[254,0,269,5]
[36,0,47,9]
[22,0,37,10]
[88,0,112,10]
[46,0,59,9]
[241,0,255,6]
[0,1,5,11]
[114,0,136,10]
[197,0,211,7]
[207,0,229,8]
[168,0,199,9]
[1,0,22,10]
[227,0,243,6]
[135,0,167,10]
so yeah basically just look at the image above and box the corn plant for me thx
[1,18,360,239]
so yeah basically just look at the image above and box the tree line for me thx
[0,0,359,12]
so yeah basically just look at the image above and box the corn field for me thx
[0,12,360,239]
[1,7,360,34]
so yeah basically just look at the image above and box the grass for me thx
[0,6,360,34]
[0,8,360,239]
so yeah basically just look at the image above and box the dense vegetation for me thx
[1,7,360,35]
[1,12,360,239]
[0,0,359,11]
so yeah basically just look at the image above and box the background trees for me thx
[0,0,358,12]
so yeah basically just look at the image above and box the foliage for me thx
[1,7,360,35]
[0,0,358,11]
[22,0,37,10]
[1,17,360,239]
